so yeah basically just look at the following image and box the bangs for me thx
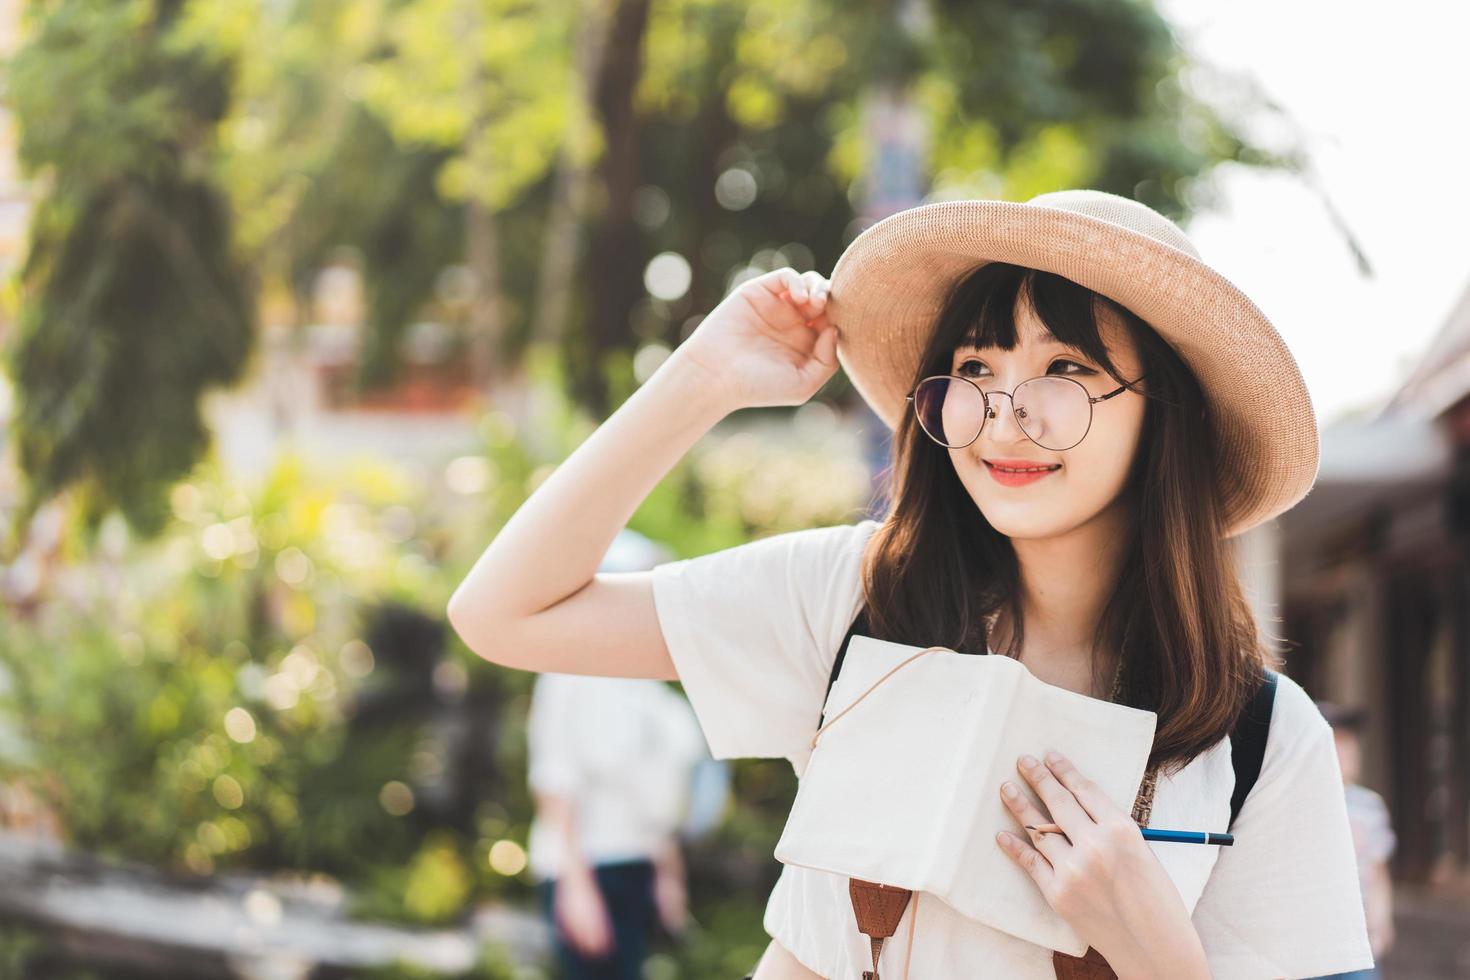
[947,263,1130,383]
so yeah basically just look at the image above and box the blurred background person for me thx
[1310,701,1396,980]
[526,529,713,979]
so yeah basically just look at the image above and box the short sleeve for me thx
[1190,673,1375,979]
[649,520,878,768]
[525,673,584,797]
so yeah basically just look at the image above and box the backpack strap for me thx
[1227,667,1279,831]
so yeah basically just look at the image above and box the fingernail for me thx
[996,831,1011,845]
[1019,754,1039,770]
[1045,751,1064,765]
[1001,782,1019,798]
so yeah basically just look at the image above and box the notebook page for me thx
[775,636,1021,893]
[775,634,1156,954]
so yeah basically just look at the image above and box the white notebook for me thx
[772,634,1157,956]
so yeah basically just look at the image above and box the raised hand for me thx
[668,266,836,411]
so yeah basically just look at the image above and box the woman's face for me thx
[944,297,1147,541]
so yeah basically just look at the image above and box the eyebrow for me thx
[953,338,1084,355]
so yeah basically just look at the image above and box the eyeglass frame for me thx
[904,372,1144,451]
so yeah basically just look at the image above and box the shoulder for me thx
[803,517,882,568]
[1265,670,1331,743]
[1257,669,1334,777]
[647,518,882,658]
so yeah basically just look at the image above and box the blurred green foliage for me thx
[0,453,468,882]
[4,0,256,540]
[0,373,870,973]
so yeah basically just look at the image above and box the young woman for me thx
[448,190,1375,979]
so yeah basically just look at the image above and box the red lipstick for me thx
[983,458,1062,488]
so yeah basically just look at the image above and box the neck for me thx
[991,500,1132,697]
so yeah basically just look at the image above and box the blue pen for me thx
[1139,828,1233,846]
[1026,823,1234,846]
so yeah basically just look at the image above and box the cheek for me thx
[1087,403,1146,480]
[1069,404,1145,498]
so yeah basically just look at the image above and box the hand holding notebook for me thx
[772,634,1157,956]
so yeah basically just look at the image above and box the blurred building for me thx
[208,257,492,480]
[1279,278,1470,889]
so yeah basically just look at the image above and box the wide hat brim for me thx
[826,193,1319,538]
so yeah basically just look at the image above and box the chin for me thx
[976,508,1079,541]
[978,492,1127,542]
[964,484,1102,541]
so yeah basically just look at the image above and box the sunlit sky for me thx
[1158,0,1470,426]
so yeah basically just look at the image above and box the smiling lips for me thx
[984,458,1061,488]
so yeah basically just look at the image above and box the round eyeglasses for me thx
[905,373,1139,452]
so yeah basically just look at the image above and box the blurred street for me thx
[1382,882,1470,979]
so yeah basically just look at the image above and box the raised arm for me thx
[447,267,836,680]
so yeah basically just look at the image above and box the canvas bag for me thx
[789,607,1278,980]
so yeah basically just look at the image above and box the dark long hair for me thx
[860,262,1270,775]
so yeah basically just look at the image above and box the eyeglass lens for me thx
[912,376,1092,451]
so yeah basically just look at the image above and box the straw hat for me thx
[825,189,1319,537]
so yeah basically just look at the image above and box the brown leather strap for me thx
[1053,946,1118,979]
[848,878,913,979]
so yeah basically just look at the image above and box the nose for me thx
[980,391,1029,446]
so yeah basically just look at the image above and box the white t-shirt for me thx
[525,673,707,880]
[649,519,1375,979]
